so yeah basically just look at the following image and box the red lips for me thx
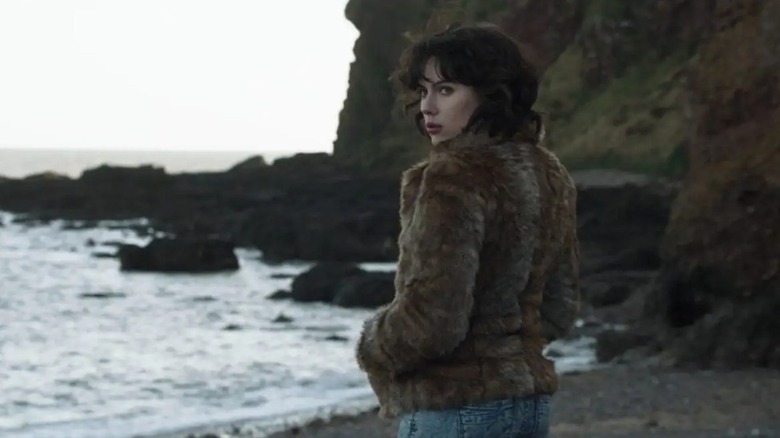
[425,123,442,135]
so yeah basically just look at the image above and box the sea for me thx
[0,150,598,438]
[0,148,297,179]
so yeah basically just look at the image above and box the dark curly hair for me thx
[392,23,542,142]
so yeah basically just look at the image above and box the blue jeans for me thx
[397,395,550,438]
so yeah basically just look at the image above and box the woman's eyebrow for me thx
[419,79,448,87]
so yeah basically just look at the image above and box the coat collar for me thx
[429,122,543,156]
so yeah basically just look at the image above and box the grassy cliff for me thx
[334,0,706,176]
[335,0,780,368]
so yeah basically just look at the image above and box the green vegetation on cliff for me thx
[335,0,704,176]
[539,47,690,176]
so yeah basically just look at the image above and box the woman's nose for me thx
[421,95,437,116]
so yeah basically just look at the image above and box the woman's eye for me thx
[418,88,428,97]
[439,86,454,95]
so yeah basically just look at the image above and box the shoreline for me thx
[142,395,380,438]
[169,364,780,438]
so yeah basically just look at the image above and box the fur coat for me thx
[355,130,581,418]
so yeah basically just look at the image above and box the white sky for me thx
[0,0,359,152]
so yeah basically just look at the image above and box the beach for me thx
[5,211,778,438]
[196,365,780,438]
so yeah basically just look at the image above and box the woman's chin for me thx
[429,133,453,146]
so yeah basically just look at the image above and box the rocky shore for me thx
[4,157,777,438]
[0,161,680,343]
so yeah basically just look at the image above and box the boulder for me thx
[272,313,294,323]
[267,290,293,300]
[118,238,239,272]
[242,174,399,262]
[289,263,397,308]
[573,170,678,255]
[290,262,363,303]
[23,171,71,181]
[581,270,657,307]
[79,292,127,299]
[228,155,268,173]
[79,164,170,188]
[596,329,654,363]
[580,242,662,276]
[333,271,395,308]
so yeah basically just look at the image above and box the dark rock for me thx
[270,273,295,279]
[581,270,656,307]
[332,271,395,308]
[596,329,654,363]
[79,164,170,188]
[101,240,127,248]
[91,251,117,259]
[228,155,268,173]
[192,296,217,302]
[11,214,54,226]
[242,173,400,263]
[644,271,780,368]
[604,245,661,271]
[267,290,293,300]
[61,220,100,230]
[583,282,633,307]
[290,262,363,303]
[0,152,400,264]
[79,292,126,299]
[236,153,400,263]
[545,347,566,358]
[272,313,293,323]
[223,324,243,331]
[581,243,662,276]
[24,171,71,181]
[574,173,678,257]
[270,153,337,176]
[118,238,239,272]
[324,335,349,342]
[591,282,654,328]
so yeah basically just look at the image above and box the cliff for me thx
[333,0,439,170]
[645,0,780,368]
[335,0,706,175]
[335,0,780,368]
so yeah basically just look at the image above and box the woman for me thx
[356,23,580,438]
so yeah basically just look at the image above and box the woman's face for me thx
[419,58,481,145]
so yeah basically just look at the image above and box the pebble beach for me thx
[171,365,780,438]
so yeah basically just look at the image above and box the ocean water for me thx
[0,210,597,438]
[0,148,298,179]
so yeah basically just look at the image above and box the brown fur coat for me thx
[355,130,580,418]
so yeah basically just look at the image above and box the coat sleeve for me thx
[356,161,486,375]
[540,223,581,341]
